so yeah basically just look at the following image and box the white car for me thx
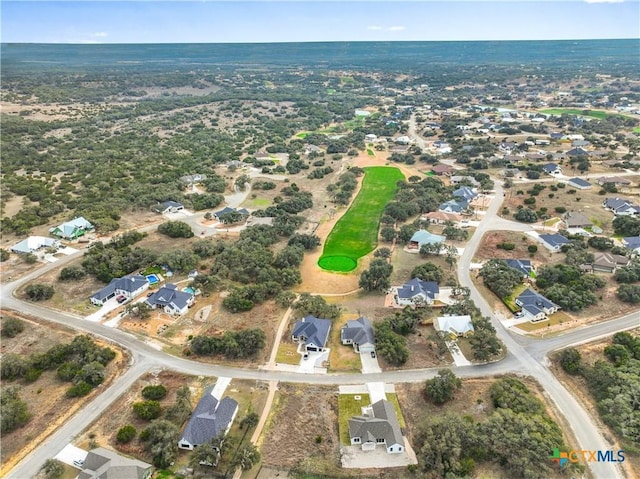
[73,459,84,468]
[514,311,525,319]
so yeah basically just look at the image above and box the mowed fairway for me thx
[318,166,404,272]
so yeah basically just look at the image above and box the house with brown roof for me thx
[430,164,454,176]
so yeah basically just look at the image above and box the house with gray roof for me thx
[515,288,559,322]
[567,178,592,190]
[291,315,332,352]
[438,199,469,214]
[340,317,375,353]
[538,233,571,252]
[566,147,589,158]
[450,175,480,187]
[10,236,60,255]
[563,211,592,229]
[77,447,152,479]
[152,201,184,214]
[452,186,477,202]
[349,399,405,454]
[178,387,239,451]
[180,174,207,185]
[213,207,250,222]
[587,252,630,273]
[622,236,640,254]
[541,163,562,176]
[394,278,439,306]
[49,216,94,240]
[90,275,149,306]
[503,259,534,278]
[602,198,640,217]
[145,283,194,315]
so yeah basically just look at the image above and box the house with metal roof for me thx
[213,207,250,222]
[291,315,332,352]
[77,447,152,479]
[408,230,446,250]
[146,283,194,315]
[49,217,94,240]
[541,163,562,176]
[90,275,149,306]
[340,317,375,353]
[515,288,559,322]
[450,175,480,187]
[586,252,630,273]
[602,198,640,216]
[435,315,474,339]
[178,387,238,451]
[394,278,439,306]
[538,233,571,252]
[348,399,405,454]
[452,186,478,202]
[10,236,60,255]
[567,177,592,190]
[622,236,640,254]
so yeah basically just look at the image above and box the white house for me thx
[434,315,474,339]
[10,236,60,255]
[146,284,194,315]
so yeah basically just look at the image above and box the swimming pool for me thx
[146,274,160,285]
[182,286,196,294]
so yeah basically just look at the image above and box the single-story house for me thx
[538,233,571,252]
[180,174,207,185]
[146,284,194,315]
[434,315,474,339]
[563,212,592,229]
[49,216,94,240]
[567,178,592,190]
[340,317,375,353]
[430,164,454,176]
[572,140,590,148]
[450,175,480,187]
[566,147,589,158]
[549,132,564,140]
[622,236,640,254]
[304,144,324,155]
[254,150,271,161]
[515,288,560,322]
[213,207,250,222]
[422,211,463,226]
[525,153,546,162]
[90,275,149,306]
[452,186,477,202]
[348,399,405,454]
[77,447,152,479]
[438,199,468,214]
[503,259,535,278]
[10,236,60,254]
[541,163,562,176]
[394,136,411,145]
[408,230,446,250]
[589,252,630,273]
[152,201,184,214]
[597,177,633,187]
[395,278,439,306]
[602,198,640,216]
[178,387,238,451]
[291,315,331,352]
[499,142,517,154]
[365,134,378,141]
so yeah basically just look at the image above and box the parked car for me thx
[303,353,309,360]
[514,311,525,319]
[371,351,376,358]
[116,295,127,304]
[73,459,84,468]
[146,291,154,297]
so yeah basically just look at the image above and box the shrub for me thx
[66,381,93,397]
[117,425,137,443]
[554,206,567,214]
[524,197,536,205]
[498,242,515,251]
[59,266,87,281]
[25,284,54,301]
[1,317,25,338]
[527,245,538,253]
[142,384,168,400]
[560,348,582,375]
[133,400,162,420]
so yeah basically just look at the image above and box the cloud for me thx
[388,25,406,31]
[91,32,109,38]
[367,25,383,30]
[584,0,624,3]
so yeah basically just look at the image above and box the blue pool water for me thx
[146,274,160,285]
[182,286,196,294]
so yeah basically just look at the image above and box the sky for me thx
[1,0,639,44]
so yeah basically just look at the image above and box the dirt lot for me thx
[549,331,640,479]
[473,230,559,266]
[0,311,128,475]
[397,375,583,479]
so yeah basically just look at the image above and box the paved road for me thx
[3,178,637,478]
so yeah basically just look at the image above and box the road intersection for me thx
[3,176,637,479]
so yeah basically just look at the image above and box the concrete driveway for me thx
[359,351,381,373]
[85,297,124,323]
[297,349,329,374]
[55,444,87,467]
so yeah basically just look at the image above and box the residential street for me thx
[2,174,636,479]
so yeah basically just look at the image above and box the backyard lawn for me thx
[318,166,404,272]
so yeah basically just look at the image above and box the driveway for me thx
[366,382,388,403]
[55,444,87,467]
[360,351,381,374]
[85,297,124,323]
[447,341,472,366]
[297,350,329,374]
[340,442,418,468]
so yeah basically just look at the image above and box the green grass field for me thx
[366,148,375,156]
[633,127,640,134]
[318,166,404,272]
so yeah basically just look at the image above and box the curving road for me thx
[3,175,637,478]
